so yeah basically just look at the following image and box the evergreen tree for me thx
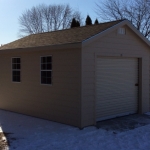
[71,18,77,28]
[70,18,80,28]
[76,21,80,27]
[85,15,92,25]
[94,19,99,24]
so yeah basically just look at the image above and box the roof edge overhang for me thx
[0,42,82,53]
[82,20,150,47]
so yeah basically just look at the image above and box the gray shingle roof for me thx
[0,20,124,50]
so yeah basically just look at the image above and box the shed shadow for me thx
[96,114,150,133]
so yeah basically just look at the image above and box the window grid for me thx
[12,58,21,82]
[41,56,52,85]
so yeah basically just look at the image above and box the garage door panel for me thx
[96,104,137,113]
[96,89,137,96]
[96,94,137,99]
[96,101,137,109]
[96,57,138,121]
[96,97,137,104]
[96,108,137,119]
[96,107,137,113]
[96,106,137,114]
[96,88,137,94]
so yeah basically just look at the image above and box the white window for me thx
[41,56,52,84]
[12,58,21,82]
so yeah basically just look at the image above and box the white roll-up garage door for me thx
[96,57,138,121]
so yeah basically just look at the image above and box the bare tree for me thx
[41,4,53,32]
[19,6,44,35]
[95,0,150,39]
[19,4,83,36]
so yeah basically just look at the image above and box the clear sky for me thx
[0,0,99,45]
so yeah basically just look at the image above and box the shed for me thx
[0,20,150,128]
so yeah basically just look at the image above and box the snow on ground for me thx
[0,110,150,150]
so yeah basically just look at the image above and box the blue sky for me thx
[0,0,99,45]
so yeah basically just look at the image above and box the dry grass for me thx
[0,132,9,150]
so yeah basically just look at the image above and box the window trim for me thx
[12,57,21,83]
[40,55,52,85]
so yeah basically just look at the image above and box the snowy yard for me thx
[0,110,150,150]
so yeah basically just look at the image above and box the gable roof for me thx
[83,20,150,47]
[0,20,124,50]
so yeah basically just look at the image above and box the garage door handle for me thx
[135,83,139,86]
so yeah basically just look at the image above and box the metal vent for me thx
[118,28,126,35]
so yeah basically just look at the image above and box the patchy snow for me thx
[0,110,150,150]
[145,112,150,116]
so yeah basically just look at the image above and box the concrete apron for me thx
[96,114,150,133]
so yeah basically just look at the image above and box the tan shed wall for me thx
[0,46,81,127]
[81,25,150,127]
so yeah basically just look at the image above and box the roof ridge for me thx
[28,19,125,36]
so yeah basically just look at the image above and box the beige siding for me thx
[81,25,150,127]
[0,46,81,127]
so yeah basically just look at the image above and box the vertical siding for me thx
[81,25,150,127]
[0,47,81,127]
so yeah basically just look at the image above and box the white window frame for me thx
[12,57,21,82]
[40,55,52,85]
